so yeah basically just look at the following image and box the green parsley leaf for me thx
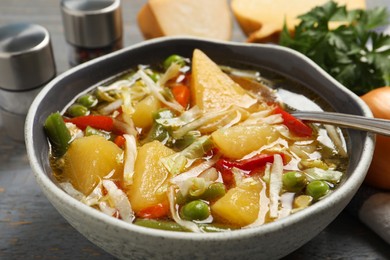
[280,1,390,95]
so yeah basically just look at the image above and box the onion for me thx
[361,87,390,189]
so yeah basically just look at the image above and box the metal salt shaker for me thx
[61,0,123,67]
[0,23,56,142]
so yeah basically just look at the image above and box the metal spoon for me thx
[292,111,390,136]
[228,72,390,137]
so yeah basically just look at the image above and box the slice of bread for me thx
[137,0,232,40]
[231,0,366,43]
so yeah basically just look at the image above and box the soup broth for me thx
[44,49,348,232]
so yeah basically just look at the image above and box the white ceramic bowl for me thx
[25,37,374,260]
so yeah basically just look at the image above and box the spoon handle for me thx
[292,111,390,136]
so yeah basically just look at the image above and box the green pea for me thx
[180,200,210,221]
[283,171,307,192]
[163,54,186,70]
[306,180,330,200]
[201,182,226,201]
[67,104,89,117]
[77,94,98,108]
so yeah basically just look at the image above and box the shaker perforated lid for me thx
[61,0,123,48]
[0,23,56,91]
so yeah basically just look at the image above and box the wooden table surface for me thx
[0,1,389,259]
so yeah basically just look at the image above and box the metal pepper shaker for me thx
[0,23,56,142]
[61,0,123,67]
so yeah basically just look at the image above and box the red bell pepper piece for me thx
[66,115,114,132]
[215,159,235,188]
[273,106,313,137]
[136,203,170,219]
[215,153,285,187]
[218,153,282,171]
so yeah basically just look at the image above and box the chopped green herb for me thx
[280,1,390,95]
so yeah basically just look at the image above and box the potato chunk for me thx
[132,95,161,129]
[63,135,124,195]
[211,177,263,226]
[211,125,279,159]
[127,140,175,212]
[190,49,256,113]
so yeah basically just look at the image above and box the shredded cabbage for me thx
[102,180,135,223]
[129,82,150,101]
[138,69,183,112]
[65,122,84,140]
[99,201,117,217]
[176,177,211,198]
[198,167,219,182]
[274,124,309,141]
[304,167,343,183]
[121,88,135,116]
[199,109,248,134]
[240,109,283,126]
[113,116,137,136]
[123,134,137,186]
[101,72,140,91]
[269,154,284,218]
[104,80,133,90]
[231,168,244,185]
[242,138,289,160]
[278,192,295,219]
[158,62,181,86]
[262,163,272,184]
[170,155,220,185]
[98,99,123,115]
[156,106,202,128]
[324,125,347,157]
[161,135,212,175]
[59,182,84,201]
[81,180,104,206]
[172,107,246,139]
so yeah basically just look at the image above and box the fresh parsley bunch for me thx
[280,1,390,95]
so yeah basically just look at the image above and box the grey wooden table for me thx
[1,1,389,259]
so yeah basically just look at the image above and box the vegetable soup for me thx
[44,49,348,232]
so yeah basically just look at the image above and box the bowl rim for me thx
[25,36,375,241]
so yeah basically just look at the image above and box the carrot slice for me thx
[137,203,170,219]
[171,84,190,108]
